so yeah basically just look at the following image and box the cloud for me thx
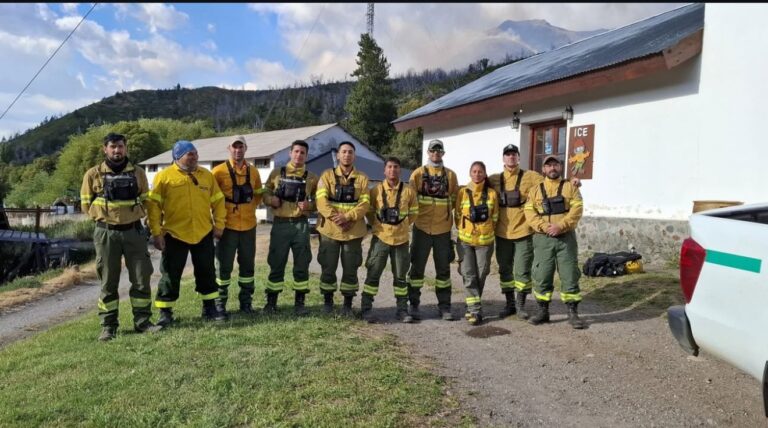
[128,3,189,33]
[202,39,217,51]
[207,23,216,33]
[244,59,301,89]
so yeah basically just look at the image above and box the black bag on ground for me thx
[583,251,643,277]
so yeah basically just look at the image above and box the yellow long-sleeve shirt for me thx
[524,177,584,235]
[409,165,459,235]
[367,180,419,246]
[315,166,370,241]
[488,167,544,240]
[211,159,263,231]
[80,161,149,225]
[147,163,226,244]
[455,181,499,246]
[262,162,319,218]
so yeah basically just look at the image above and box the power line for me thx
[0,3,98,123]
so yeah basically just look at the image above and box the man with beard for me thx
[81,132,161,341]
[523,155,586,329]
[147,140,228,326]
[262,139,319,315]
[211,136,263,317]
[315,141,370,316]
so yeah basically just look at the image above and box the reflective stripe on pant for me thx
[317,235,363,296]
[215,227,256,303]
[93,224,153,327]
[363,236,409,298]
[156,232,219,308]
[267,220,311,293]
[531,231,582,303]
[458,241,494,314]
[408,228,454,290]
[495,234,533,293]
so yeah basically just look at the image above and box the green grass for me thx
[16,219,95,241]
[0,270,467,427]
[0,268,64,294]
[578,268,683,316]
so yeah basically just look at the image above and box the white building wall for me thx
[422,5,768,221]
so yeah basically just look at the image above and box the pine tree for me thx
[344,33,397,154]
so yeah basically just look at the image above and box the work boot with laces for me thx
[567,301,587,329]
[498,291,517,318]
[515,291,530,320]
[98,326,117,342]
[528,300,550,325]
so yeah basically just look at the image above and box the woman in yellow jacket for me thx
[455,161,499,325]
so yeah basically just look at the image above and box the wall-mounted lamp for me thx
[510,111,520,130]
[563,105,574,121]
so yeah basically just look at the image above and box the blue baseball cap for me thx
[172,140,196,160]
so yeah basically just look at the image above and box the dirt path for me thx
[1,225,764,425]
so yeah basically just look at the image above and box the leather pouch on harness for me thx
[104,173,139,201]
[276,167,308,202]
[540,181,568,215]
[500,170,524,207]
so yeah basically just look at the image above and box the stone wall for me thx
[576,216,689,267]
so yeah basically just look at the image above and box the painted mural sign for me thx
[567,124,594,179]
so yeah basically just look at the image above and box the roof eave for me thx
[393,29,703,132]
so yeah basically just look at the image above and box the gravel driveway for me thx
[1,225,764,426]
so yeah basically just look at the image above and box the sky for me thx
[0,3,685,141]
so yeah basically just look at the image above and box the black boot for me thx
[98,325,117,342]
[408,285,422,320]
[263,292,278,314]
[202,299,227,322]
[528,300,550,325]
[294,291,309,316]
[216,298,230,317]
[436,288,454,321]
[157,308,174,327]
[395,296,413,323]
[323,293,334,313]
[239,301,255,315]
[498,291,517,318]
[361,293,375,323]
[567,302,587,329]
[340,295,354,317]
[515,291,530,320]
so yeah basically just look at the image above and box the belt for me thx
[96,220,141,231]
[273,216,307,223]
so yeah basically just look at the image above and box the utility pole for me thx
[367,3,374,36]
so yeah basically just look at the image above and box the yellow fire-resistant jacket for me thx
[262,162,319,218]
[211,159,263,231]
[409,165,459,235]
[80,161,149,225]
[524,177,584,235]
[455,181,499,246]
[315,166,370,241]
[366,180,419,246]
[147,163,226,244]
[488,167,544,240]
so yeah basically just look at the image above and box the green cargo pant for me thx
[363,236,410,299]
[457,241,494,314]
[317,235,363,297]
[156,232,219,308]
[266,218,311,294]
[93,223,153,328]
[215,227,256,307]
[407,228,454,292]
[531,231,582,303]
[495,235,533,294]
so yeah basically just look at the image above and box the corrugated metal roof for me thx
[394,3,704,124]
[140,123,338,164]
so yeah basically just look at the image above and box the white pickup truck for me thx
[668,203,768,416]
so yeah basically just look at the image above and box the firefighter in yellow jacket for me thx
[455,161,499,325]
[315,141,370,316]
[262,140,319,315]
[361,157,419,323]
[524,155,586,329]
[407,139,459,321]
[147,140,228,326]
[211,135,263,316]
[81,132,160,341]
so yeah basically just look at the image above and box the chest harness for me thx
[329,172,358,203]
[499,170,524,208]
[420,167,451,220]
[540,181,568,215]
[225,160,254,212]
[462,185,490,229]
[276,167,309,202]
[377,182,405,225]
[97,166,140,210]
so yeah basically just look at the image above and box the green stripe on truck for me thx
[705,249,762,273]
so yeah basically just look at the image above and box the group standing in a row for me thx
[82,133,586,342]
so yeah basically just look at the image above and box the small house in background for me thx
[392,4,767,264]
[139,123,388,222]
